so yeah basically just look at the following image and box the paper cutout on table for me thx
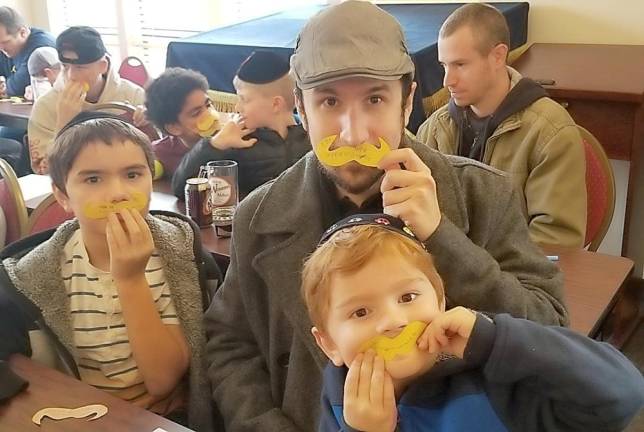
[32,404,108,425]
[359,321,427,361]
[196,108,221,138]
[82,192,147,219]
[315,135,391,167]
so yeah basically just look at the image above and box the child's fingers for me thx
[130,209,153,245]
[383,371,395,412]
[369,355,385,406]
[105,220,116,253]
[106,212,127,248]
[417,326,432,351]
[344,354,362,400]
[118,208,140,241]
[358,350,375,398]
[241,138,258,148]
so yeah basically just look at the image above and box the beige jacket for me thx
[417,67,586,248]
[27,59,145,174]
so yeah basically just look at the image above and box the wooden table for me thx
[0,100,31,130]
[514,43,644,275]
[0,355,192,432]
[545,247,634,337]
[16,175,231,257]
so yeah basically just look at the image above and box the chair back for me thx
[93,102,162,141]
[207,89,239,113]
[0,158,29,244]
[26,193,74,236]
[579,126,616,251]
[118,56,150,88]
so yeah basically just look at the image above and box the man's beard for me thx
[318,160,383,195]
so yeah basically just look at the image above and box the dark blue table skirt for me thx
[167,2,529,132]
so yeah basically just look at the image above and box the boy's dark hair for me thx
[0,6,25,35]
[49,114,155,194]
[145,67,209,133]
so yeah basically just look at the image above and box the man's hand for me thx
[0,76,8,98]
[24,85,34,101]
[343,351,397,432]
[417,307,477,358]
[378,148,441,241]
[210,117,258,151]
[106,208,154,283]
[56,80,87,129]
[132,105,149,127]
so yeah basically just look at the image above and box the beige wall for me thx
[4,0,50,30]
[379,0,644,45]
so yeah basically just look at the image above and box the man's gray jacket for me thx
[205,138,567,431]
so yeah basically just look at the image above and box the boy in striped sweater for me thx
[0,111,217,430]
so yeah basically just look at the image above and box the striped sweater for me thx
[0,213,216,431]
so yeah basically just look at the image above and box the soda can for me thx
[185,177,212,227]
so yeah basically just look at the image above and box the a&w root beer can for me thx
[185,178,212,227]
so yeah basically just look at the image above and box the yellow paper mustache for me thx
[82,192,147,219]
[196,109,221,138]
[359,321,426,361]
[315,135,391,167]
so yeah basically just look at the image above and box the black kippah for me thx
[56,111,133,138]
[236,51,290,84]
[319,213,425,250]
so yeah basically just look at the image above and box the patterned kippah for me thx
[319,213,424,249]
[235,51,290,84]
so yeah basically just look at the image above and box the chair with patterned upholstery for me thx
[26,193,74,236]
[579,126,615,251]
[118,56,150,88]
[93,102,162,142]
[207,89,239,113]
[0,158,29,244]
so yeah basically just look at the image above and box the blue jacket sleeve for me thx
[319,365,363,432]
[477,314,644,432]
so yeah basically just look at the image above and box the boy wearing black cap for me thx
[303,214,644,432]
[145,67,256,182]
[205,2,571,430]
[167,51,310,198]
[28,26,146,174]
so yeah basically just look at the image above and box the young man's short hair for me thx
[0,6,25,34]
[145,67,209,132]
[49,115,155,194]
[301,225,445,331]
[439,3,510,56]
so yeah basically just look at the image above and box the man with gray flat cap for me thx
[205,2,567,430]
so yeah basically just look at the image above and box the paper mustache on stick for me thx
[82,192,147,219]
[196,109,221,138]
[32,404,108,425]
[359,321,427,361]
[315,135,391,167]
